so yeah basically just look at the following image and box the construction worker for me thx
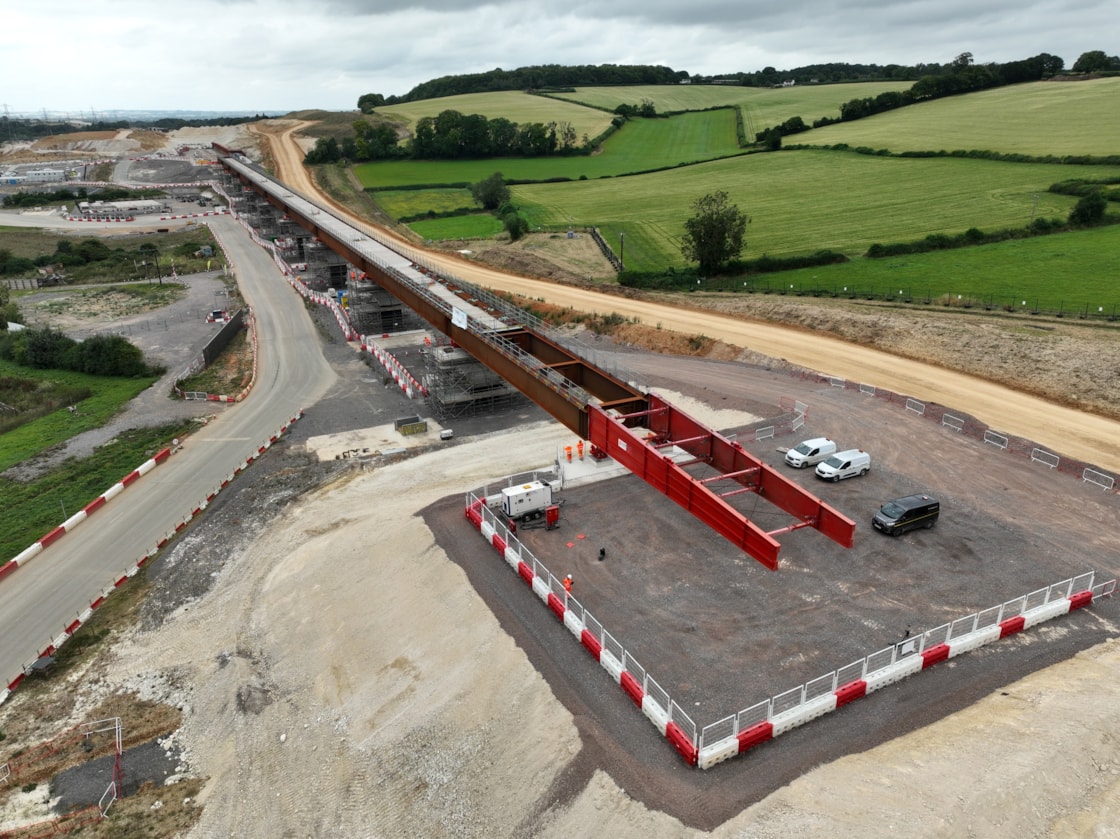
[563,574,573,594]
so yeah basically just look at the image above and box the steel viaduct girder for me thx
[221,156,856,570]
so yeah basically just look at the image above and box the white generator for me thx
[501,481,553,522]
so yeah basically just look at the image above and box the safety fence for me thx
[1,413,305,707]
[464,486,1115,769]
[807,371,1118,492]
[697,572,1115,769]
[361,335,428,399]
[0,717,122,836]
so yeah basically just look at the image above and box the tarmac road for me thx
[0,214,337,686]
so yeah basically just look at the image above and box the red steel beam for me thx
[586,395,855,570]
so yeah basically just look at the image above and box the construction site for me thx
[216,150,1118,771]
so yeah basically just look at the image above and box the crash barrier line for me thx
[466,490,700,766]
[793,370,1120,493]
[0,412,305,708]
[4,448,174,575]
[697,572,1114,769]
[465,487,1115,769]
[227,205,358,342]
[359,335,429,399]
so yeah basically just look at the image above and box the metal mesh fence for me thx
[771,686,803,717]
[646,677,670,714]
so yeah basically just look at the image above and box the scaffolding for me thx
[423,340,523,421]
[345,273,423,335]
[303,240,349,292]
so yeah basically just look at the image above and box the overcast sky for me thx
[4,0,1115,116]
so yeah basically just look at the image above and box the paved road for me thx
[0,215,336,684]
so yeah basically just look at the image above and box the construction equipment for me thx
[501,481,555,523]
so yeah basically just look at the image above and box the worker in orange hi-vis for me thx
[563,574,573,594]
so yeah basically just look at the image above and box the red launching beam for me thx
[586,394,855,570]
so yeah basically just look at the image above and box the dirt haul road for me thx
[255,120,1120,474]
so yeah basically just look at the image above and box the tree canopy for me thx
[471,173,511,210]
[680,191,748,274]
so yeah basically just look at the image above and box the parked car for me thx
[873,494,940,535]
[784,437,837,468]
[815,449,871,482]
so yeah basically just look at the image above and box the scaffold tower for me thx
[422,340,523,420]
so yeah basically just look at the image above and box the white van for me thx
[815,449,871,482]
[784,437,837,468]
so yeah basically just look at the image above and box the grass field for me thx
[548,82,912,137]
[711,224,1120,315]
[376,188,477,219]
[510,149,1120,270]
[410,214,503,240]
[0,360,159,473]
[801,77,1120,157]
[0,420,195,561]
[355,109,742,189]
[377,91,614,141]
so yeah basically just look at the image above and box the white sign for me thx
[451,307,468,329]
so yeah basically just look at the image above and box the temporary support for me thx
[586,394,855,570]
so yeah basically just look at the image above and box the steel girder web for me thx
[585,395,855,570]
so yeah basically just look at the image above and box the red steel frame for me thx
[587,394,855,570]
[221,154,856,572]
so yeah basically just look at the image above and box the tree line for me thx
[755,51,1115,146]
[0,326,158,377]
[357,51,1120,110]
[359,64,684,109]
[0,231,217,283]
[305,110,583,163]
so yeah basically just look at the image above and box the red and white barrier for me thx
[360,336,428,399]
[2,448,173,579]
[466,491,1114,770]
[2,412,305,706]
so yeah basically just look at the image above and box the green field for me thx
[510,150,1120,270]
[378,91,613,141]
[0,420,194,561]
[709,224,1120,314]
[410,214,503,240]
[375,188,477,219]
[0,360,160,472]
[802,77,1120,157]
[355,109,742,188]
[336,78,1120,290]
[549,82,912,136]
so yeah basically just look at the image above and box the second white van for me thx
[815,449,871,482]
[784,437,837,469]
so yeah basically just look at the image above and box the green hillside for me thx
[510,150,1120,269]
[801,77,1120,156]
[354,109,742,188]
[377,91,613,141]
[549,82,912,134]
